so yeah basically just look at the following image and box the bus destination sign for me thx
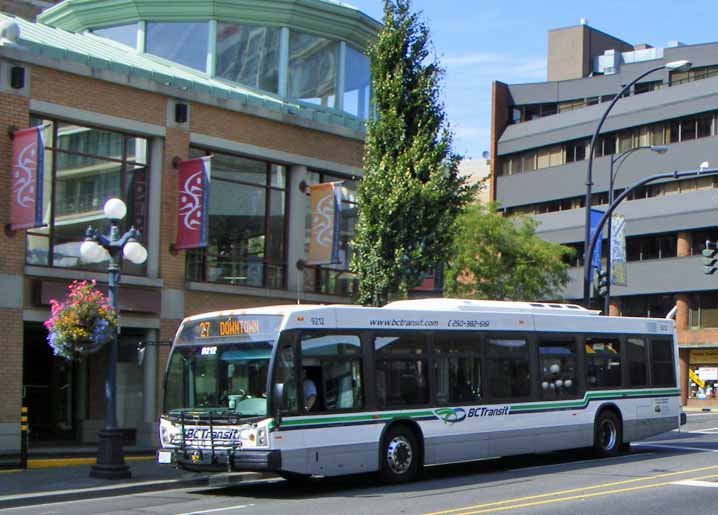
[177,315,282,344]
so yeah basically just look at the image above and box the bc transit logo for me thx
[435,407,467,424]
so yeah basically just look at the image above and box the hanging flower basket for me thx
[43,280,118,361]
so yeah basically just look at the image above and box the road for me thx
[4,413,718,515]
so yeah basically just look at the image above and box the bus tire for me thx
[593,410,621,458]
[379,425,419,484]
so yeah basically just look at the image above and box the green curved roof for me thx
[38,0,381,50]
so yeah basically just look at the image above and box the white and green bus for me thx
[157,299,685,483]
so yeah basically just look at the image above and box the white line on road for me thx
[634,443,718,453]
[173,504,253,515]
[673,479,718,488]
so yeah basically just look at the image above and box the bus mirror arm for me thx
[273,383,285,427]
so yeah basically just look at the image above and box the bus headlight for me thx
[257,427,268,447]
[160,418,180,447]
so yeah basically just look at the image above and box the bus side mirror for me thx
[273,383,285,427]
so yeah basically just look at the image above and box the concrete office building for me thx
[491,22,718,407]
[0,0,377,454]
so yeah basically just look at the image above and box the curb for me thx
[0,471,269,510]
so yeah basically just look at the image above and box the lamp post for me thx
[81,198,148,479]
[582,59,692,307]
[603,144,668,314]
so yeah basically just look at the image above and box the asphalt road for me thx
[5,413,718,515]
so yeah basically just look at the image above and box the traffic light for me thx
[703,240,718,275]
[597,269,609,297]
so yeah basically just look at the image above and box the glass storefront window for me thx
[216,23,280,93]
[93,24,138,48]
[344,46,370,119]
[25,119,149,275]
[187,149,287,289]
[303,171,358,297]
[146,22,209,72]
[288,31,339,107]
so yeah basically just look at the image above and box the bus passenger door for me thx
[273,340,309,473]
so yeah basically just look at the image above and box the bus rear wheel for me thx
[379,426,419,484]
[593,410,621,458]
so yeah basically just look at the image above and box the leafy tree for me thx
[351,0,475,306]
[444,203,574,301]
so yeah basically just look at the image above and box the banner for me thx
[610,214,627,286]
[10,126,45,230]
[589,208,604,284]
[307,182,342,264]
[175,156,211,250]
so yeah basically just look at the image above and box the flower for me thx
[43,280,118,361]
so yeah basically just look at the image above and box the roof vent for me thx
[580,18,588,26]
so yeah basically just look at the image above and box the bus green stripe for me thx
[510,388,680,412]
[282,410,435,427]
[276,388,680,427]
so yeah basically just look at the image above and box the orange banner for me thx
[307,182,341,264]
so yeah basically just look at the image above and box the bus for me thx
[157,299,685,483]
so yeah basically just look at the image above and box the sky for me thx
[344,0,718,159]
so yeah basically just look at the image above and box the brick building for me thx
[0,0,377,453]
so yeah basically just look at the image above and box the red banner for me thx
[175,157,211,250]
[10,126,45,230]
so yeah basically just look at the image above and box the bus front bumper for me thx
[159,448,281,473]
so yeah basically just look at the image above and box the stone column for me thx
[679,348,690,406]
[287,165,308,298]
[675,294,689,331]
[675,231,691,403]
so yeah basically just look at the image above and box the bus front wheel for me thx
[593,410,622,458]
[379,426,419,483]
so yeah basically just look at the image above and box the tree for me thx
[351,0,475,307]
[444,203,574,301]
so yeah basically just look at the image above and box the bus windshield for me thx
[164,341,273,417]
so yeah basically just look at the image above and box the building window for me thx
[216,23,280,93]
[344,46,371,119]
[25,119,149,275]
[303,171,358,297]
[93,24,138,48]
[146,22,209,71]
[622,295,674,319]
[690,293,718,328]
[186,149,287,289]
[288,31,339,107]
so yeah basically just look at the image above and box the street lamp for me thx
[582,59,691,307]
[603,144,669,314]
[82,198,147,479]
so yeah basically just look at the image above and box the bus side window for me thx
[650,338,676,387]
[300,332,363,412]
[627,337,648,387]
[374,333,428,407]
[276,345,299,414]
[486,337,530,401]
[433,333,481,405]
[538,338,578,400]
[585,338,622,388]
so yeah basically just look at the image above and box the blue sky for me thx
[345,0,718,159]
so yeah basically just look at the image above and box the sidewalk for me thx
[0,458,268,510]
